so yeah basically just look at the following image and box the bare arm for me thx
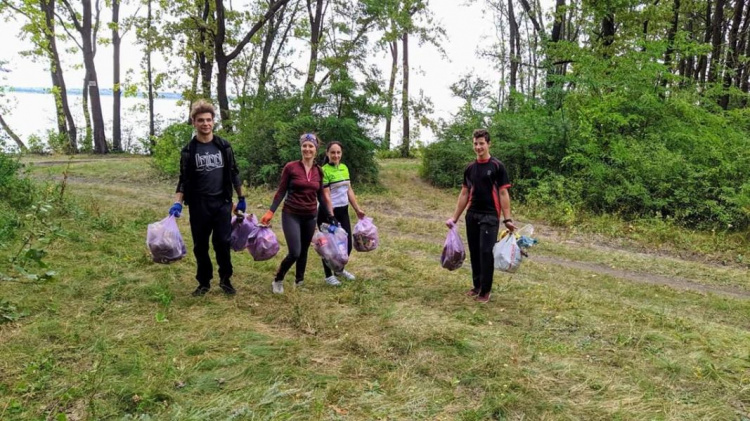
[347,188,365,218]
[498,188,517,231]
[322,187,334,217]
[449,186,470,224]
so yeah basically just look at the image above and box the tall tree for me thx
[111,0,122,151]
[60,0,109,153]
[719,0,744,108]
[301,0,326,112]
[2,0,78,151]
[214,0,291,130]
[401,29,409,156]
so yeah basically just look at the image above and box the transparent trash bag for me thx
[493,234,522,273]
[352,217,379,252]
[246,224,280,261]
[230,214,257,252]
[313,223,349,273]
[441,226,465,271]
[147,215,187,264]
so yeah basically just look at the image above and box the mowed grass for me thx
[1,157,749,420]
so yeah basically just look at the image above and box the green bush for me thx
[419,140,475,189]
[231,101,379,186]
[151,123,194,177]
[424,91,750,229]
[0,153,35,241]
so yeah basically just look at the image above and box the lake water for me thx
[3,91,186,153]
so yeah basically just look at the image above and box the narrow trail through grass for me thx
[2,157,749,420]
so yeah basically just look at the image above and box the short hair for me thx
[473,129,490,143]
[190,99,215,121]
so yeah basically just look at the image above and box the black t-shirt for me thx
[463,157,511,216]
[192,141,225,197]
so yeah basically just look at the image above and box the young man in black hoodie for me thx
[169,100,245,296]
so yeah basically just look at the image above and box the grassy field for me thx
[1,156,749,420]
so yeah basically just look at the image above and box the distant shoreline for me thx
[9,86,183,100]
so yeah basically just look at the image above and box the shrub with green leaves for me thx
[151,123,194,177]
[424,92,750,229]
[0,153,35,241]
[230,101,379,186]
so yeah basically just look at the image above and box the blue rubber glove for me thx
[236,196,246,214]
[169,202,183,217]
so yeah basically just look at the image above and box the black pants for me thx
[188,197,233,287]
[317,205,352,277]
[275,212,317,283]
[465,211,499,295]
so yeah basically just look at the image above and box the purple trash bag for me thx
[247,224,280,261]
[312,223,349,272]
[352,216,379,252]
[147,215,187,264]
[441,225,465,271]
[230,214,257,251]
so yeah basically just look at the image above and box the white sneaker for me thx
[336,270,356,281]
[272,280,284,294]
[295,280,304,288]
[325,276,341,286]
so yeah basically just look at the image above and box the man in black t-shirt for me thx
[168,100,246,296]
[446,129,517,303]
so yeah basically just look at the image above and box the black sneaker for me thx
[219,278,236,295]
[192,285,210,296]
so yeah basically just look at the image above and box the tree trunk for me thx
[82,75,93,150]
[601,11,616,58]
[733,0,750,88]
[508,0,519,105]
[384,39,398,150]
[696,0,713,83]
[302,0,324,113]
[720,0,744,108]
[0,113,28,152]
[78,0,108,154]
[199,0,213,99]
[41,0,77,152]
[112,0,122,151]
[146,0,155,147]
[214,0,291,129]
[662,0,680,89]
[257,4,276,102]
[707,0,725,84]
[400,31,409,158]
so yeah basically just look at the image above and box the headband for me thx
[299,133,319,148]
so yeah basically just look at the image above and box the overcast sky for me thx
[1,1,554,137]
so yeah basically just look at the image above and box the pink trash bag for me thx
[352,217,379,252]
[441,225,465,271]
[247,224,280,261]
[312,223,349,273]
[147,215,187,264]
[230,213,257,252]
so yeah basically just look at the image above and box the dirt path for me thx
[531,255,750,299]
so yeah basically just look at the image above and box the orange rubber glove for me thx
[260,210,274,225]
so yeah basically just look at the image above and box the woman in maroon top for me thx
[260,133,334,294]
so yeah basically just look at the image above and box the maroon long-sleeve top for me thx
[270,161,325,216]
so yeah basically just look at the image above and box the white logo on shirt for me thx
[195,152,224,172]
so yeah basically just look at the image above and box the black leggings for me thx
[317,205,352,277]
[275,212,317,283]
[465,211,499,295]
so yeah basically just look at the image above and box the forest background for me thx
[2,0,750,244]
